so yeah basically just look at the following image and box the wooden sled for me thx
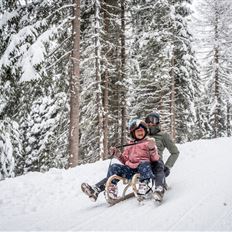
[105,173,140,205]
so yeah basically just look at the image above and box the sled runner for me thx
[81,174,168,205]
[105,173,140,205]
[104,174,168,205]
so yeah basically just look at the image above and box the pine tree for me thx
[22,93,68,173]
[128,0,169,117]
[78,0,104,163]
[194,0,232,138]
[0,118,22,180]
[79,0,123,163]
[102,0,124,148]
[0,0,72,174]
[167,0,200,142]
[128,0,199,142]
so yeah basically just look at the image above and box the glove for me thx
[164,166,170,177]
[109,147,121,158]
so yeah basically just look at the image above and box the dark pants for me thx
[151,160,165,187]
[96,161,154,192]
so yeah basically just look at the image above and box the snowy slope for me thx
[0,137,232,231]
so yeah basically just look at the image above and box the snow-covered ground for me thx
[1,137,232,231]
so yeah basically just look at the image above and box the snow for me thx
[0,11,18,30]
[0,137,232,231]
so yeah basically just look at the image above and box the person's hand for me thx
[147,140,156,150]
[109,147,121,158]
[164,166,170,177]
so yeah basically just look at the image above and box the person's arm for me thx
[163,133,179,169]
[110,143,131,164]
[115,146,131,164]
[147,139,160,161]
[109,147,123,163]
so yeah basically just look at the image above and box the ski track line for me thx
[71,202,121,230]
[166,192,212,231]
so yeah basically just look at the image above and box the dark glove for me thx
[164,166,170,177]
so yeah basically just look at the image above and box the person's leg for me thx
[136,161,154,196]
[82,163,135,201]
[107,163,136,183]
[105,163,136,199]
[81,163,126,201]
[137,161,155,182]
[151,160,165,187]
[151,160,166,201]
[95,177,108,192]
[89,162,132,194]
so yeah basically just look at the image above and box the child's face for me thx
[134,127,146,140]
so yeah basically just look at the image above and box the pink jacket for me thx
[117,137,160,169]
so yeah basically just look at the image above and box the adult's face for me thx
[147,123,160,135]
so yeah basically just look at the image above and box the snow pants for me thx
[106,161,155,185]
[151,160,165,187]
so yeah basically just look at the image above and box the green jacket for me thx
[149,127,179,169]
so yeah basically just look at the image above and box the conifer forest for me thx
[0,0,232,180]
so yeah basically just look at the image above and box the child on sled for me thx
[81,118,165,202]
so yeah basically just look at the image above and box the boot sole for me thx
[81,183,93,196]
[81,183,97,201]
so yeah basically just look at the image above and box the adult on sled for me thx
[81,119,165,202]
[145,112,180,198]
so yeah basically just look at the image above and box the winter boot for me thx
[153,185,165,202]
[107,183,118,200]
[137,181,151,195]
[136,180,152,202]
[81,183,101,202]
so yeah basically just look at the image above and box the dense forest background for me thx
[0,0,232,180]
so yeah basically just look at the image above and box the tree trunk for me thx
[95,0,105,160]
[68,0,80,167]
[101,0,110,159]
[227,101,231,137]
[214,9,220,138]
[120,0,127,146]
[170,54,176,141]
[102,0,119,155]
[214,47,220,138]
[103,68,109,159]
